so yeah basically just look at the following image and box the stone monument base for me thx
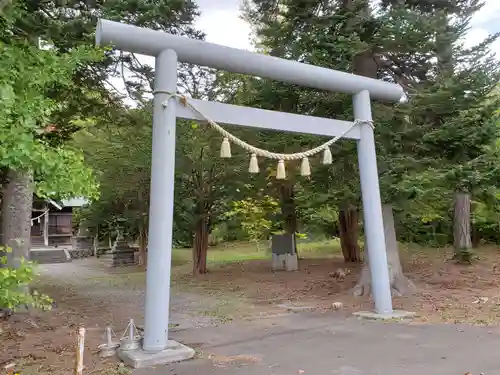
[272,253,298,271]
[103,250,136,267]
[104,233,136,267]
[271,233,298,271]
[71,236,94,259]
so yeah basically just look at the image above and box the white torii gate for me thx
[96,19,404,366]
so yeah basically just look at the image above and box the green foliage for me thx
[0,247,52,311]
[298,201,340,238]
[174,119,246,246]
[72,107,152,240]
[7,0,204,103]
[397,210,453,247]
[59,0,226,251]
[0,40,101,199]
[238,0,500,250]
[75,103,247,246]
[62,0,500,263]
[0,0,206,204]
[226,196,280,245]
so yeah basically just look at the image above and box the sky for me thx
[194,0,252,50]
[121,0,500,101]
[466,0,500,53]
[194,0,500,53]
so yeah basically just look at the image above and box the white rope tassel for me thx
[248,153,259,173]
[276,160,286,180]
[160,93,372,180]
[300,157,311,177]
[322,147,332,165]
[220,137,231,158]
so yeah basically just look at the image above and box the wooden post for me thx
[75,327,85,375]
[43,206,49,247]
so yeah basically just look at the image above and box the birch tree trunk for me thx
[1,169,34,267]
[353,205,415,297]
[453,192,472,262]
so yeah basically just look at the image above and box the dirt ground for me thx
[175,245,500,325]
[0,258,282,375]
[2,245,500,374]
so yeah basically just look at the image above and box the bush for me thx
[0,246,52,312]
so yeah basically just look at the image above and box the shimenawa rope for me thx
[154,91,373,179]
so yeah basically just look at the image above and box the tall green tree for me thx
[75,102,247,274]
[1,0,204,264]
[0,37,100,263]
[240,0,500,292]
[381,0,500,261]
[176,120,246,274]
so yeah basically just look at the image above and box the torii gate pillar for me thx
[95,18,408,369]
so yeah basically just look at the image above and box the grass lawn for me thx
[171,238,342,267]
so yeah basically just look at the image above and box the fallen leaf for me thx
[25,319,39,329]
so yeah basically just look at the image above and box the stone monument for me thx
[106,230,136,267]
[71,221,94,259]
[271,233,298,271]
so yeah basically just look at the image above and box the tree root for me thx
[352,270,415,297]
[352,205,416,299]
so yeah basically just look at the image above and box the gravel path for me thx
[37,258,224,330]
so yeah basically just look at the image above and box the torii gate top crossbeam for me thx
[96,19,404,102]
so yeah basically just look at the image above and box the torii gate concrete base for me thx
[118,340,194,369]
[96,18,410,369]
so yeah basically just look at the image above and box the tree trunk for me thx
[93,233,98,257]
[0,202,4,265]
[192,218,209,275]
[339,205,361,263]
[280,183,297,234]
[279,183,298,254]
[0,169,5,263]
[1,169,34,267]
[138,227,148,269]
[339,0,373,265]
[341,0,414,297]
[471,222,480,248]
[353,205,415,297]
[453,192,472,262]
